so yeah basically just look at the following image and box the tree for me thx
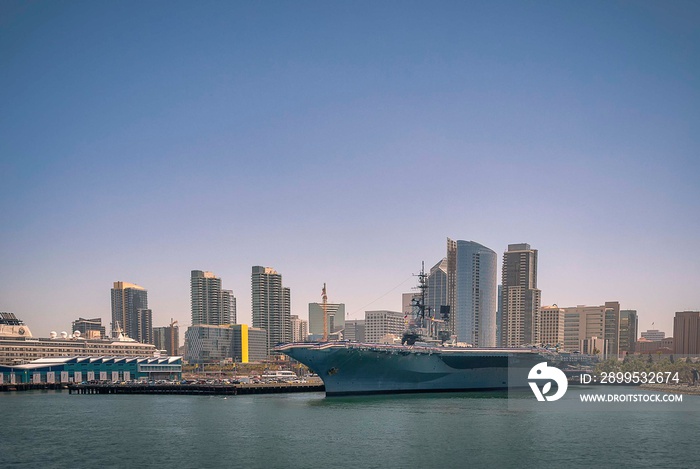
[596,358,619,373]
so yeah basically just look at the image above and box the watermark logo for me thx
[528,362,568,402]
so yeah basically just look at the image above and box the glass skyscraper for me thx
[426,258,448,323]
[447,239,497,347]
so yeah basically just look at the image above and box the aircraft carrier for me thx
[278,341,546,396]
[278,264,550,396]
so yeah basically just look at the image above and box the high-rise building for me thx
[619,310,638,353]
[71,317,106,339]
[191,270,236,326]
[283,287,291,339]
[252,266,291,352]
[308,303,345,335]
[447,239,497,346]
[153,323,179,356]
[496,285,502,346]
[641,329,666,341]
[136,309,153,345]
[501,243,541,347]
[290,315,308,343]
[446,239,457,335]
[344,319,366,342]
[365,311,405,343]
[562,302,620,357]
[427,258,448,323]
[604,301,621,356]
[153,326,168,354]
[111,282,149,342]
[673,311,700,355]
[539,306,565,347]
[222,289,237,325]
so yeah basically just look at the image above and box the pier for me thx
[0,383,67,392]
[68,382,325,395]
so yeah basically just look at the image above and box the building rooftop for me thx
[113,281,146,290]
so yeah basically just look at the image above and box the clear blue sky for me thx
[1,0,698,337]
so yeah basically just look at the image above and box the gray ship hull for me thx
[278,342,544,396]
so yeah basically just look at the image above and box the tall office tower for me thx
[309,303,345,335]
[604,301,621,356]
[190,270,236,326]
[283,287,291,342]
[674,311,700,355]
[222,289,237,325]
[446,239,457,335]
[496,285,502,346]
[427,258,448,322]
[111,282,148,341]
[500,243,541,347]
[562,302,620,356]
[252,266,291,352]
[290,315,308,343]
[344,319,366,342]
[446,239,497,346]
[153,323,179,355]
[364,311,405,343]
[71,317,106,339]
[153,326,167,353]
[539,306,565,347]
[136,309,153,344]
[619,310,638,353]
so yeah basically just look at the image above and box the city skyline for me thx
[1,2,698,337]
[1,243,677,338]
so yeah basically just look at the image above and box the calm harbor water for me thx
[1,387,698,468]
